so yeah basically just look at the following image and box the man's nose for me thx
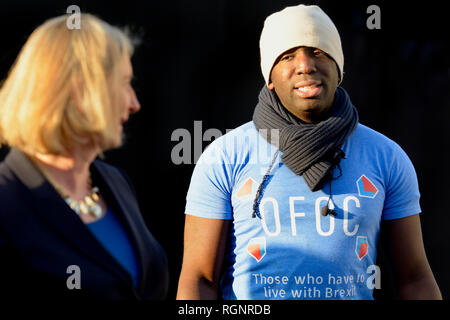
[295,51,317,75]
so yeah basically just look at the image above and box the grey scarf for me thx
[252,85,359,192]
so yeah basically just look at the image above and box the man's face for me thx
[268,46,340,123]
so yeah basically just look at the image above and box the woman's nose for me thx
[129,89,141,114]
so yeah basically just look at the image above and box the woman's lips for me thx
[294,80,323,98]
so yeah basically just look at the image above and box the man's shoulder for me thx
[203,121,258,152]
[197,121,264,167]
[350,123,412,165]
[219,121,257,140]
[352,123,399,148]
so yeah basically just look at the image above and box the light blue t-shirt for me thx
[185,121,421,300]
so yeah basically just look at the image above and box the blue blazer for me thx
[0,148,169,300]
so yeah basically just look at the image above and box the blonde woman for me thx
[0,14,168,300]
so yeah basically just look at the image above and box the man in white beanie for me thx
[177,4,441,300]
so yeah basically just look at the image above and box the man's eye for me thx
[314,50,327,57]
[281,55,293,61]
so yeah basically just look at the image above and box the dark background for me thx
[0,0,448,300]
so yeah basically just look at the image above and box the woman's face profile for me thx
[110,55,141,148]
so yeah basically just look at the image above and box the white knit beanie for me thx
[260,4,344,85]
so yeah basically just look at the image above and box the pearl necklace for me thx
[31,157,103,218]
[63,177,102,218]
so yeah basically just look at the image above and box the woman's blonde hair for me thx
[0,13,135,155]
